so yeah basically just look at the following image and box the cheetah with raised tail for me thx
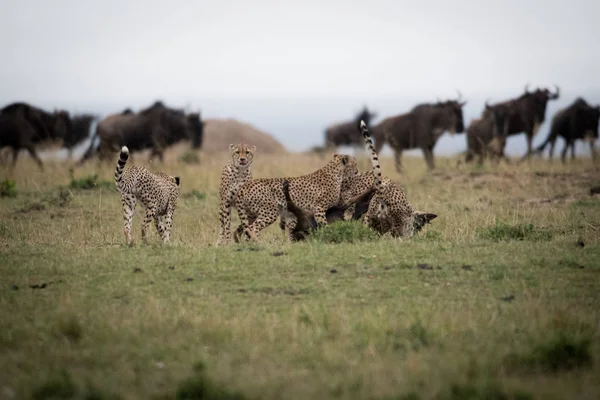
[216,143,256,246]
[114,146,180,245]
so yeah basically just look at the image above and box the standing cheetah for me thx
[114,146,180,245]
[234,153,359,242]
[216,143,256,246]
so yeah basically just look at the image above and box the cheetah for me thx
[358,121,437,237]
[233,153,359,242]
[281,121,437,239]
[216,143,256,246]
[114,146,180,245]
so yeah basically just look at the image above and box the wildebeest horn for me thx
[550,85,560,99]
[456,89,463,102]
[484,99,492,109]
[524,83,530,94]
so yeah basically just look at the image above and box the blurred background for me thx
[1,0,599,158]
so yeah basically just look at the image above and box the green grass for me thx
[1,153,599,400]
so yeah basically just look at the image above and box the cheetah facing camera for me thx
[115,146,181,245]
[216,143,256,246]
[234,153,359,242]
[280,179,377,241]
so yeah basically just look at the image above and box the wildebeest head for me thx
[485,100,512,139]
[186,112,204,149]
[356,106,377,127]
[524,84,560,126]
[438,93,467,134]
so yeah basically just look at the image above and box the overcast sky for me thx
[1,0,599,154]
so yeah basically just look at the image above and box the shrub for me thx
[478,221,552,242]
[0,179,17,197]
[310,221,379,244]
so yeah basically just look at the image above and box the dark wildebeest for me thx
[0,102,71,169]
[372,95,466,172]
[79,101,203,164]
[465,101,514,165]
[62,114,97,159]
[482,84,559,161]
[533,97,600,163]
[324,106,377,150]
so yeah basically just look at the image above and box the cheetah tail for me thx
[114,146,130,189]
[359,120,383,191]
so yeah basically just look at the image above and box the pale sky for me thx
[1,0,599,154]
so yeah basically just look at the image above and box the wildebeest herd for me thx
[324,85,599,170]
[0,101,204,170]
[1,85,598,173]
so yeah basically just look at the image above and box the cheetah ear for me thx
[229,144,236,152]
[250,145,257,153]
[175,177,180,186]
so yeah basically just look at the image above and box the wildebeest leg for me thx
[548,138,556,162]
[25,144,44,171]
[394,149,403,173]
[560,140,570,164]
[590,140,598,163]
[10,148,20,169]
[422,146,435,170]
[570,141,576,161]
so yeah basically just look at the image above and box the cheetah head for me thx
[332,154,359,179]
[230,143,256,168]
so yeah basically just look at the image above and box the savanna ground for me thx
[1,148,600,400]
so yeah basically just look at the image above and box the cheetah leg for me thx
[233,206,252,243]
[245,213,278,241]
[158,206,175,243]
[141,204,157,244]
[121,195,136,245]
[313,209,328,226]
[217,199,233,246]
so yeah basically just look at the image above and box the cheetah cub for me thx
[216,143,256,246]
[114,146,181,245]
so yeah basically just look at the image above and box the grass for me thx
[1,150,600,400]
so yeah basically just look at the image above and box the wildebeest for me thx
[0,102,71,169]
[324,106,377,150]
[465,101,514,165]
[372,94,466,172]
[79,101,203,164]
[482,84,560,161]
[533,97,600,163]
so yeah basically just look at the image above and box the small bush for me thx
[70,174,113,190]
[310,221,379,244]
[504,332,593,373]
[437,382,532,400]
[478,222,552,242]
[176,362,246,400]
[179,150,201,164]
[0,179,17,197]
[17,188,73,213]
[32,371,77,399]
